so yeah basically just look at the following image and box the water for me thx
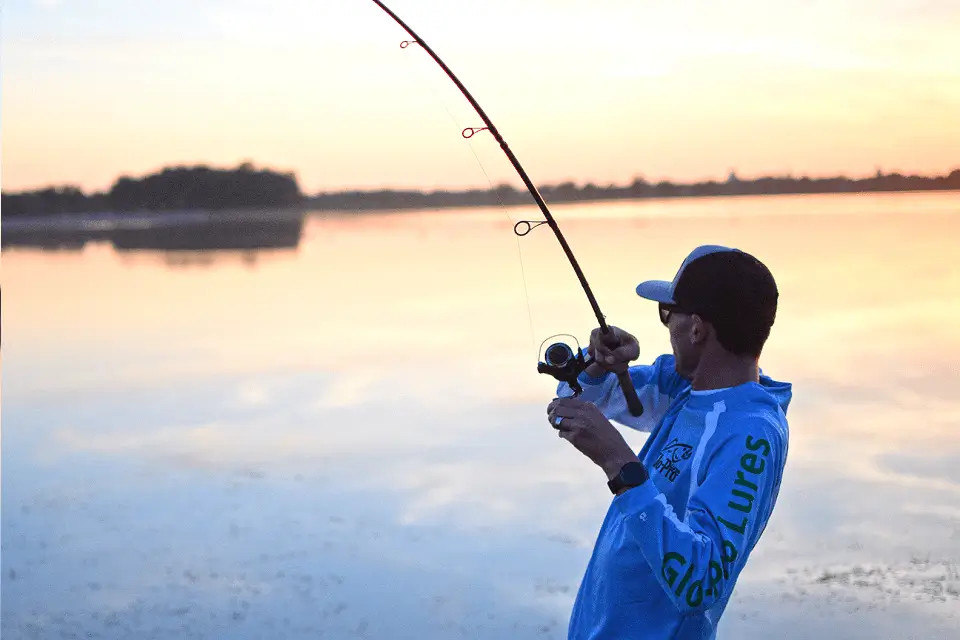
[3,192,959,639]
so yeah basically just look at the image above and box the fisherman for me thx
[547,245,792,640]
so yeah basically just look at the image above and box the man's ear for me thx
[689,314,709,345]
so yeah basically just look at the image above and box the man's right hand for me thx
[585,326,640,376]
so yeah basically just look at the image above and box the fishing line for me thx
[369,0,644,415]
[392,34,540,358]
[423,83,541,360]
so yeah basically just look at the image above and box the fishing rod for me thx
[369,0,644,417]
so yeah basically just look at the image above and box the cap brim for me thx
[635,280,676,304]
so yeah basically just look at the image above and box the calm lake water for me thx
[3,192,959,639]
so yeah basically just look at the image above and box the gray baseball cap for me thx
[635,245,741,305]
[635,244,778,330]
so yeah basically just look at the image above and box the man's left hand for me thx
[547,397,639,481]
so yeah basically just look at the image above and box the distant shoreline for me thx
[2,162,957,219]
[3,187,955,252]
[3,186,958,225]
[303,182,960,215]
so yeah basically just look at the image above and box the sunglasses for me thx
[658,303,684,326]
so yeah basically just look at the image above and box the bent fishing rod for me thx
[369,0,644,417]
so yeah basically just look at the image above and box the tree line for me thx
[3,164,958,217]
[2,162,301,217]
[307,169,960,210]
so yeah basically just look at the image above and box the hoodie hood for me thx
[757,371,793,415]
[686,371,793,416]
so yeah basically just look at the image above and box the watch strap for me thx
[608,461,649,495]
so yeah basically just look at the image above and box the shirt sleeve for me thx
[556,351,688,433]
[609,416,786,613]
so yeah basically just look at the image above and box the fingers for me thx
[550,403,582,419]
[556,422,574,442]
[590,329,616,364]
[547,398,590,434]
[547,401,577,425]
[594,347,616,365]
[549,413,579,434]
[548,397,587,414]
[599,328,622,349]
[555,416,584,436]
[611,339,639,363]
[589,326,638,368]
[548,398,606,440]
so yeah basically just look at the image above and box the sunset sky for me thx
[2,0,959,194]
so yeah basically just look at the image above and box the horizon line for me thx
[4,161,959,198]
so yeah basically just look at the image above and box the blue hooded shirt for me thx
[557,353,792,640]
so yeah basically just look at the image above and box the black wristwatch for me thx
[607,461,649,495]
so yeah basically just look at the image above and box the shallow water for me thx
[3,192,959,639]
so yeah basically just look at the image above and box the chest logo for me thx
[652,439,694,482]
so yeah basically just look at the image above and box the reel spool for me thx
[536,335,591,396]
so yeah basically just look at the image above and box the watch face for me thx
[620,462,648,485]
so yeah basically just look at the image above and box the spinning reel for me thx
[537,335,593,396]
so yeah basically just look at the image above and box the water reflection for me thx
[3,193,959,639]
[1,209,305,256]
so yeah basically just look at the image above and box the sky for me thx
[2,0,959,194]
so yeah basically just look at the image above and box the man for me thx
[547,245,792,640]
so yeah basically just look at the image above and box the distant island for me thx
[2,162,958,217]
[2,163,302,218]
